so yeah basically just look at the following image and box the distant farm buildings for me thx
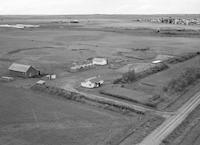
[0,24,40,29]
[148,17,200,26]
[70,20,79,23]
[9,63,40,78]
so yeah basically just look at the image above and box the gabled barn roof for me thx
[8,63,32,73]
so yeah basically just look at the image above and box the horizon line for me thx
[0,13,200,16]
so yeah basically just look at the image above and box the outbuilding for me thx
[8,63,40,78]
[92,58,107,66]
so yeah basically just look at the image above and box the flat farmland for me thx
[0,84,147,145]
[0,18,200,78]
[100,87,152,105]
[0,15,200,145]
[140,56,200,88]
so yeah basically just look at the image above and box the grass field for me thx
[100,86,152,105]
[0,84,148,145]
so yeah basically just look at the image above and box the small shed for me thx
[45,74,56,80]
[8,63,40,78]
[92,58,107,66]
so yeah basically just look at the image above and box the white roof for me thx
[8,63,32,72]
[85,76,103,84]
[154,55,174,61]
[152,60,162,64]
[36,80,46,84]
[93,58,107,62]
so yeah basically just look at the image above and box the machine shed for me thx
[9,63,40,78]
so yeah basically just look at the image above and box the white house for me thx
[81,76,104,89]
[92,58,107,66]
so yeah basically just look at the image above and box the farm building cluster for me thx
[149,17,200,25]
[136,17,200,26]
[69,57,107,72]
[1,53,179,89]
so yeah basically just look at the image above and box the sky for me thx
[0,0,199,15]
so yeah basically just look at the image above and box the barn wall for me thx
[9,67,39,78]
[27,67,39,77]
[9,70,26,77]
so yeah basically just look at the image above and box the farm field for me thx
[100,86,152,105]
[0,84,157,145]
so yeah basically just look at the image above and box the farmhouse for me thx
[92,58,107,65]
[9,63,40,78]
[81,76,104,88]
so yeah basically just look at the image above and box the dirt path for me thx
[61,83,173,118]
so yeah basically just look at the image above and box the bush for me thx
[113,70,136,84]
[113,63,169,84]
[164,67,200,94]
[166,52,199,64]
[122,70,136,83]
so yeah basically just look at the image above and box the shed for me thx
[92,58,107,66]
[8,63,40,78]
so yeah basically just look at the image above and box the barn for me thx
[8,63,40,78]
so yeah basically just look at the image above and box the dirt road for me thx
[137,91,200,145]
[62,85,173,118]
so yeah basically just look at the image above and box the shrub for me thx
[122,70,136,83]
[166,52,199,64]
[113,63,169,84]
[165,67,200,94]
